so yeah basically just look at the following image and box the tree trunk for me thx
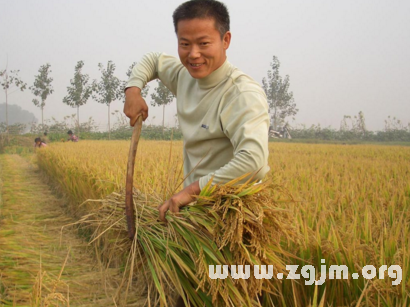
[273,107,278,130]
[5,88,8,133]
[4,67,9,143]
[5,85,9,142]
[77,105,80,137]
[108,104,111,140]
[41,104,44,127]
[162,104,165,138]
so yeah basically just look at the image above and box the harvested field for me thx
[0,154,144,306]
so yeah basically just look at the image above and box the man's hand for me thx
[158,181,201,222]
[124,87,149,126]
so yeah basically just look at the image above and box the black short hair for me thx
[35,137,41,143]
[67,130,73,135]
[172,0,230,38]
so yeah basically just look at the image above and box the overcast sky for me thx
[1,0,409,131]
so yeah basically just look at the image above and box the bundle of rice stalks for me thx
[78,176,300,307]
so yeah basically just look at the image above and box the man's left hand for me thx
[158,181,201,222]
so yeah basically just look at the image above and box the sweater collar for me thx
[196,58,232,90]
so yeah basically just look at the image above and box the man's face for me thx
[177,18,231,79]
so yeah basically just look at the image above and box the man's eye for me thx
[180,43,189,46]
[201,42,209,46]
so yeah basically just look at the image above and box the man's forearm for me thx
[171,180,201,208]
[157,180,201,222]
[198,91,270,189]
[198,149,269,190]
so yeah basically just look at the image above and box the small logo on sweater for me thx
[201,124,209,129]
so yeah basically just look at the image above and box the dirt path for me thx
[0,154,143,307]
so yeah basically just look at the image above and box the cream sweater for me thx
[127,53,270,189]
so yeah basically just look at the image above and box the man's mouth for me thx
[190,63,203,68]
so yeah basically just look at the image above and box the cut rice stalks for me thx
[77,177,300,307]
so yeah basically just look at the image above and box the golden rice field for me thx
[35,140,410,306]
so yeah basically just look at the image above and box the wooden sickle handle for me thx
[125,115,143,240]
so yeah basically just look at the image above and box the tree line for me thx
[2,102,409,143]
[1,61,176,139]
[290,113,410,142]
[2,56,409,143]
[1,55,299,137]
[3,110,409,143]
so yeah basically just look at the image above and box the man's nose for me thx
[188,45,200,59]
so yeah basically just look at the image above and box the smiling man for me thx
[124,0,270,224]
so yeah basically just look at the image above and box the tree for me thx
[355,111,366,136]
[340,111,366,138]
[30,63,53,126]
[93,61,122,139]
[150,80,174,135]
[262,56,297,130]
[384,115,404,132]
[62,61,93,136]
[0,67,27,136]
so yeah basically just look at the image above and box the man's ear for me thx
[223,31,232,50]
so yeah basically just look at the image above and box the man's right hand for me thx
[124,87,149,126]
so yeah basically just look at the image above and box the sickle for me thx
[125,115,143,240]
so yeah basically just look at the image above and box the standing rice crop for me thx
[36,141,410,306]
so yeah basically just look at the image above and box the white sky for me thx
[1,0,409,131]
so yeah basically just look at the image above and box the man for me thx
[124,0,270,224]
